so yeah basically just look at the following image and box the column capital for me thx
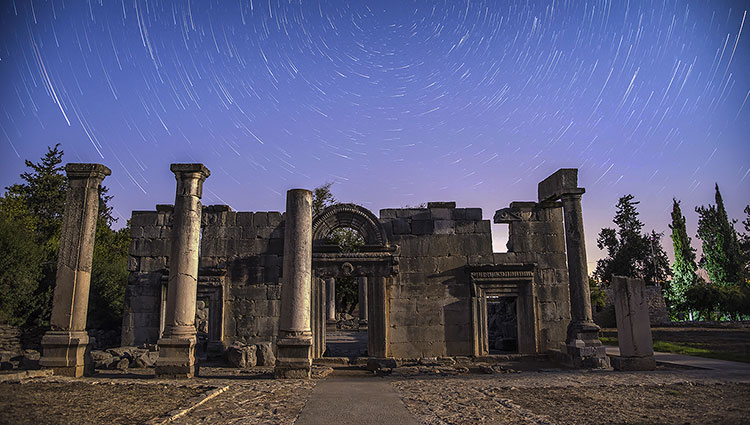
[65,163,111,181]
[170,163,211,180]
[559,188,586,201]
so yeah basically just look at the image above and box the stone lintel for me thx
[538,168,584,202]
[65,163,111,180]
[427,201,456,208]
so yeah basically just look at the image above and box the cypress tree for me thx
[696,184,743,286]
[669,198,698,305]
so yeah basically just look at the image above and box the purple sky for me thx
[1,0,748,270]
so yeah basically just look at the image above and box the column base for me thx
[562,321,609,369]
[40,330,94,377]
[274,336,312,379]
[155,335,197,378]
[611,355,656,371]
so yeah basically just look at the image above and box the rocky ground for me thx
[393,373,750,425]
[0,380,204,425]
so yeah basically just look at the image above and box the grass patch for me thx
[599,337,750,363]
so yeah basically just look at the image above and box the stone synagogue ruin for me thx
[39,163,611,379]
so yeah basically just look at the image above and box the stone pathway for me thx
[295,369,420,425]
[605,346,750,374]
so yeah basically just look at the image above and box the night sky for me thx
[1,0,748,268]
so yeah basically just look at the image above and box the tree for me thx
[594,194,671,286]
[695,184,744,286]
[669,198,699,310]
[739,205,750,282]
[312,183,365,315]
[0,145,130,330]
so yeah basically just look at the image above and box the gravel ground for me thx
[0,381,204,425]
[393,373,750,425]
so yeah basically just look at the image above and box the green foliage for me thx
[312,183,365,314]
[589,276,607,310]
[0,212,43,326]
[695,184,744,287]
[683,281,750,321]
[0,145,130,329]
[594,194,671,287]
[668,198,699,311]
[88,223,131,329]
[312,182,336,215]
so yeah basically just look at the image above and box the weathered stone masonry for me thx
[123,168,599,365]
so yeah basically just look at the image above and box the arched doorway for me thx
[310,204,398,359]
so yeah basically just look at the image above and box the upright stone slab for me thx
[156,163,210,378]
[358,277,368,322]
[611,276,656,370]
[326,278,336,322]
[40,163,111,377]
[275,189,313,379]
[539,169,608,368]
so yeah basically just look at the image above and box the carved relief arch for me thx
[311,203,389,246]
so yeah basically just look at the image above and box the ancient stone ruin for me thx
[39,163,611,378]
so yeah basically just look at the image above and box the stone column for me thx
[358,277,368,322]
[40,163,111,377]
[326,278,336,322]
[155,163,210,378]
[538,168,607,368]
[560,190,608,368]
[275,189,313,379]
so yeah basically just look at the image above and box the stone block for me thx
[465,208,483,220]
[613,276,654,358]
[538,168,579,202]
[430,208,452,220]
[392,218,411,234]
[143,225,161,239]
[435,255,467,272]
[611,355,656,371]
[131,211,158,226]
[237,212,254,227]
[412,220,435,235]
[267,212,283,226]
[266,285,282,300]
[475,220,491,233]
[379,209,399,219]
[455,221,475,234]
[254,212,269,227]
[427,202,456,209]
[433,220,455,234]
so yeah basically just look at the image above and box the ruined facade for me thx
[121,168,601,362]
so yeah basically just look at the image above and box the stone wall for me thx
[122,205,284,348]
[380,202,491,358]
[124,199,575,359]
[0,325,22,354]
[593,285,669,328]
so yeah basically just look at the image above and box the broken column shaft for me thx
[275,189,314,379]
[155,163,210,378]
[40,163,111,377]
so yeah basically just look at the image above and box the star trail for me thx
[1,0,748,263]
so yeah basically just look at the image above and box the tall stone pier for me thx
[155,163,210,378]
[539,169,608,368]
[275,189,314,379]
[40,163,111,377]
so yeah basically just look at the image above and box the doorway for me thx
[487,296,518,353]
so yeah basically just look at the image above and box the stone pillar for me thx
[326,278,336,322]
[275,189,313,379]
[155,163,210,378]
[358,277,368,322]
[611,276,656,370]
[560,191,608,368]
[538,168,607,368]
[40,163,111,377]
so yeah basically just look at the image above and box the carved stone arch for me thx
[311,203,388,246]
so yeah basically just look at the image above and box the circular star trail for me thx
[1,0,748,263]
